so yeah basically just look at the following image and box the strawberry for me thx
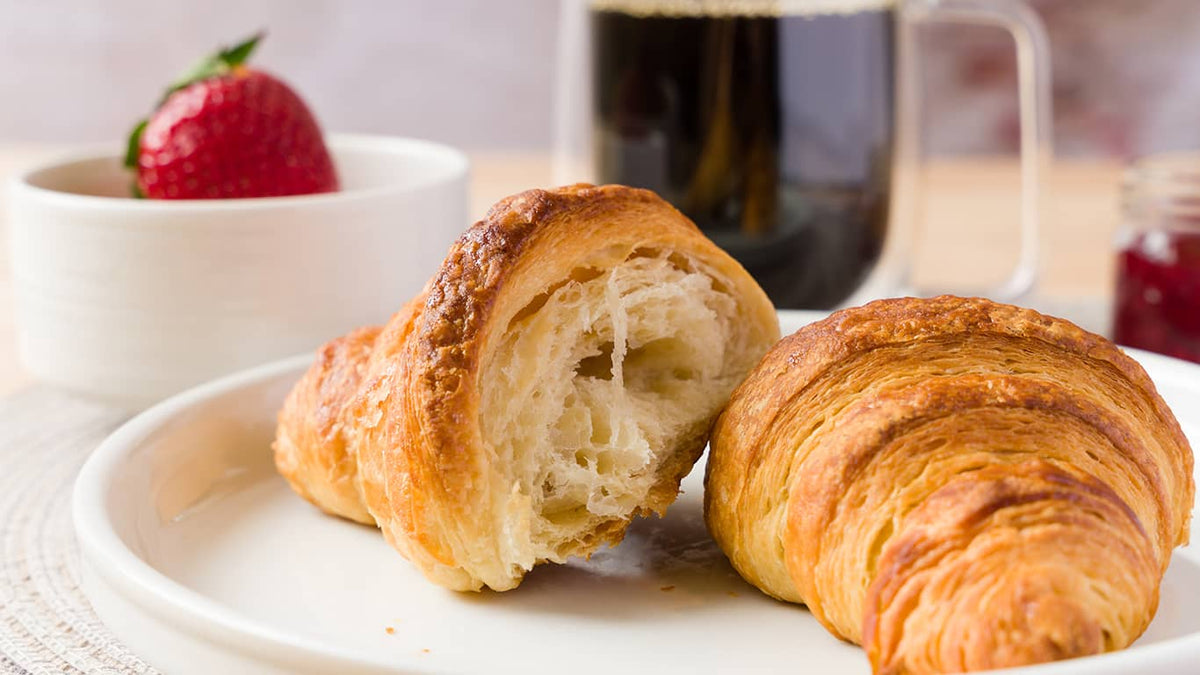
[126,33,338,199]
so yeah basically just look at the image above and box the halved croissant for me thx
[275,184,780,591]
[705,296,1194,674]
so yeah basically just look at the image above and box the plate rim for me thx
[72,354,392,670]
[73,313,1200,674]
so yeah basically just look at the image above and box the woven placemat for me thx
[0,386,154,674]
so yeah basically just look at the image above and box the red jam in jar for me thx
[1114,230,1200,363]
[1113,156,1200,364]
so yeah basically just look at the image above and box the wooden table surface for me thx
[0,145,1124,399]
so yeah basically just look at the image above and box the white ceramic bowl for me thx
[7,134,468,409]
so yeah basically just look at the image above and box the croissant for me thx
[275,184,780,591]
[705,296,1194,673]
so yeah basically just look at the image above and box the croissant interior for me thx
[483,246,761,566]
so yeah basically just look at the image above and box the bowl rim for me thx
[9,133,470,211]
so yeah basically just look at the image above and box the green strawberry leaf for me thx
[220,32,263,69]
[157,31,265,106]
[125,119,148,169]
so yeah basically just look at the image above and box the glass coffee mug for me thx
[554,0,1051,309]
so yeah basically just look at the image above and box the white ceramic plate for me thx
[74,311,1200,674]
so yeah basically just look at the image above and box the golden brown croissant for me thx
[275,184,780,591]
[705,296,1194,674]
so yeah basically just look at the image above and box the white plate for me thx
[74,311,1200,674]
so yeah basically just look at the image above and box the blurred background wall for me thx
[0,0,560,149]
[922,0,1200,157]
[1,0,1199,158]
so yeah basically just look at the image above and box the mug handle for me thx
[907,0,1053,300]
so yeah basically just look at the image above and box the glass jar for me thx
[1114,154,1200,363]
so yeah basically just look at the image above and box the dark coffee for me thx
[592,1,895,308]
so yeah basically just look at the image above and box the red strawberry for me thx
[126,33,338,199]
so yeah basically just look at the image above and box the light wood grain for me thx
[913,158,1122,296]
[0,147,1123,399]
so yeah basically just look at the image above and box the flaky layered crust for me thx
[705,296,1194,674]
[275,325,380,525]
[275,184,779,591]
